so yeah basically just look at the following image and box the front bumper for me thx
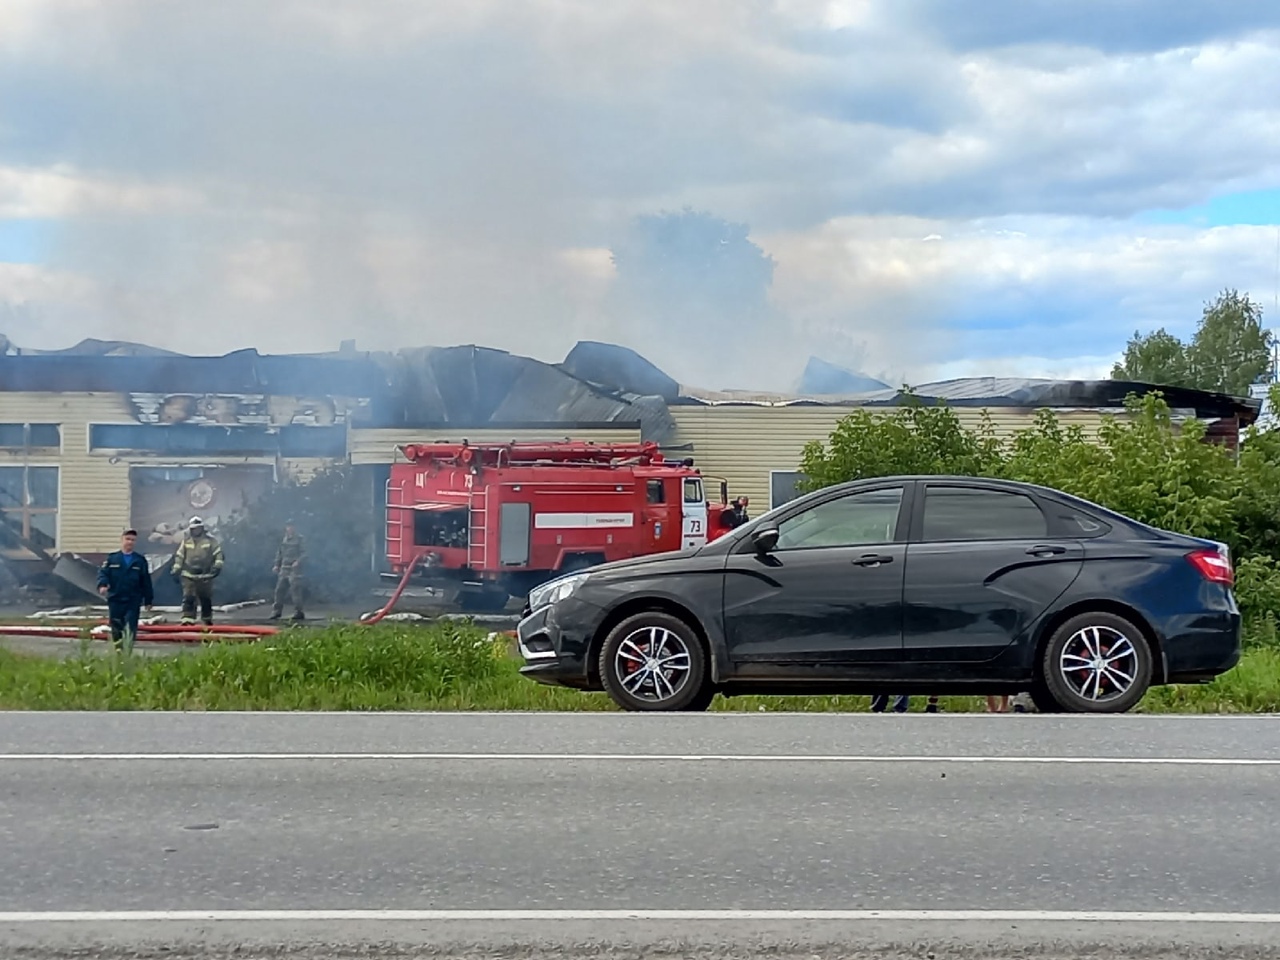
[515,596,606,689]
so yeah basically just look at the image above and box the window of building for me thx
[0,465,59,552]
[89,423,346,457]
[920,486,1048,542]
[770,470,808,509]
[776,486,904,550]
[0,423,61,449]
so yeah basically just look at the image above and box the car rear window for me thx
[921,487,1048,541]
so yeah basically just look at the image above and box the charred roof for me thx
[0,337,1261,430]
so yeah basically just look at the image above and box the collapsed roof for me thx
[0,333,1261,432]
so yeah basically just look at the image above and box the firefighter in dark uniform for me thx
[171,516,224,625]
[96,529,155,650]
[271,520,306,621]
[724,497,751,528]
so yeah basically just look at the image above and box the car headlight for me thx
[528,572,590,612]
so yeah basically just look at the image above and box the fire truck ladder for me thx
[467,487,492,569]
[385,477,407,564]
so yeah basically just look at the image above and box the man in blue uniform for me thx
[97,528,155,651]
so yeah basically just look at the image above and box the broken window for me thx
[0,466,60,554]
[0,424,61,449]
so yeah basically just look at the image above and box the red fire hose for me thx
[0,625,263,643]
[360,559,420,626]
[5,558,424,641]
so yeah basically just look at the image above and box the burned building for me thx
[0,334,1261,595]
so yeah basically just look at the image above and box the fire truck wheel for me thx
[458,589,511,614]
[599,612,710,712]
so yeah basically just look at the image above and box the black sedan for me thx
[516,476,1241,713]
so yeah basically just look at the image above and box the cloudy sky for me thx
[2,0,1280,391]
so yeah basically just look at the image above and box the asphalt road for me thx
[4,712,1280,959]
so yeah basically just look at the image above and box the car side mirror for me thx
[753,527,779,554]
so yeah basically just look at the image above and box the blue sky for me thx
[1139,188,1280,227]
[2,0,1279,390]
[0,219,54,263]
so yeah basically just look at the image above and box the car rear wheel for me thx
[599,612,710,712]
[1040,612,1153,713]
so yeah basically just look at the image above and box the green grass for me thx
[1,620,1277,712]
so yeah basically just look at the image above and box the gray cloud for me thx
[1,0,1279,389]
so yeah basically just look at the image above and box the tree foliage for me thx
[799,386,1280,626]
[1111,289,1272,395]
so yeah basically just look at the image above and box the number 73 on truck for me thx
[383,440,741,612]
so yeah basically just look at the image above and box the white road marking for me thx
[0,752,1278,765]
[4,909,1280,924]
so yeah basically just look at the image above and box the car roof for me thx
[814,475,1142,526]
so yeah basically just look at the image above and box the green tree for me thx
[798,393,1003,491]
[1186,289,1272,395]
[1110,289,1272,396]
[1111,328,1193,387]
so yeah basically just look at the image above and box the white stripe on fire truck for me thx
[533,512,634,529]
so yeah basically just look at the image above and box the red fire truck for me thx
[384,440,739,611]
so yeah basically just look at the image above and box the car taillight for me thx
[1188,548,1234,586]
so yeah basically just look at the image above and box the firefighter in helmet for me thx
[270,519,306,622]
[171,516,224,625]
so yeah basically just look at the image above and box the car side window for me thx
[775,487,904,550]
[921,487,1048,541]
[1048,504,1111,537]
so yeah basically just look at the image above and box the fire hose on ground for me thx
[0,622,276,643]
[2,554,514,643]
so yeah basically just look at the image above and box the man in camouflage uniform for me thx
[271,520,305,621]
[171,516,224,625]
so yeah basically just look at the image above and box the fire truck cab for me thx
[385,440,734,611]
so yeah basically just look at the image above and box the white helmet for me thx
[188,516,204,528]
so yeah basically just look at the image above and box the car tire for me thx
[458,588,510,614]
[1027,681,1062,714]
[680,682,718,713]
[1040,611,1153,714]
[599,611,710,712]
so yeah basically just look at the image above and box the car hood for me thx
[583,547,705,576]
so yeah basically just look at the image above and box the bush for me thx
[799,388,1280,626]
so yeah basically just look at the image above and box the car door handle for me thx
[1026,544,1067,557]
[853,554,894,566]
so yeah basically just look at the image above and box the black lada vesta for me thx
[516,476,1242,713]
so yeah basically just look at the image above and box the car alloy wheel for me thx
[1059,626,1139,702]
[599,612,710,712]
[1041,612,1153,714]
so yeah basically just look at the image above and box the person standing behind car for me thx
[96,528,154,651]
[270,519,306,621]
[171,516,224,625]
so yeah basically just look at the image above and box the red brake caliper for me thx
[625,642,647,676]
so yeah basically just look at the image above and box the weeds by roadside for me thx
[0,620,1276,713]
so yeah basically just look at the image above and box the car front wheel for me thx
[599,611,710,712]
[1040,611,1153,714]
